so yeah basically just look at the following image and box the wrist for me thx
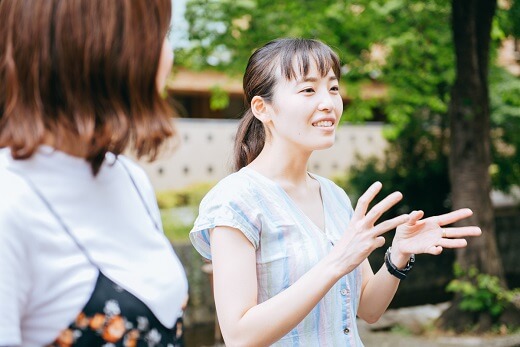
[390,243,412,269]
[322,250,358,282]
[384,247,415,280]
[390,250,411,269]
[321,253,347,282]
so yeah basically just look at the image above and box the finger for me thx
[375,236,386,249]
[352,181,382,222]
[363,191,403,226]
[427,208,473,226]
[438,238,468,249]
[426,245,443,255]
[442,226,482,238]
[405,210,424,226]
[372,214,410,237]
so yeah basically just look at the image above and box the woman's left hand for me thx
[391,208,482,258]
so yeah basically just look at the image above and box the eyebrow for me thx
[296,75,338,84]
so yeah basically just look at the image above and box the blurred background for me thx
[137,0,520,345]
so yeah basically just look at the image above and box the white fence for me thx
[136,118,387,191]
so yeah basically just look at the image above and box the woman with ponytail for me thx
[190,38,481,346]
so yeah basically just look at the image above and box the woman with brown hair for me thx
[0,1,187,346]
[190,38,482,346]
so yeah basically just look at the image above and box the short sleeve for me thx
[189,175,261,260]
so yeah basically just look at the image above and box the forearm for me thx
[216,256,341,347]
[357,251,410,323]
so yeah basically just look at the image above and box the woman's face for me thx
[264,60,343,152]
[156,37,174,92]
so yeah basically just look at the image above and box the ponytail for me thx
[233,109,265,171]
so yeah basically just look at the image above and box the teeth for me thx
[313,120,333,127]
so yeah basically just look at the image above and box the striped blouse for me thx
[190,167,364,346]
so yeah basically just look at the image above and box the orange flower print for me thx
[124,329,140,347]
[102,315,126,342]
[89,313,106,330]
[75,312,89,329]
[54,329,74,347]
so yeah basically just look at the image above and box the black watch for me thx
[384,247,415,280]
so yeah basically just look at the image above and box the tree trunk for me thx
[448,0,504,282]
[438,0,508,331]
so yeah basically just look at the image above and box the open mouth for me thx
[312,120,334,127]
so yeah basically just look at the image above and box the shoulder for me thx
[201,170,257,205]
[116,155,156,197]
[115,154,161,216]
[0,166,36,223]
[116,155,151,185]
[0,149,53,235]
[0,167,33,266]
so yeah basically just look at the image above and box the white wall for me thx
[136,118,387,191]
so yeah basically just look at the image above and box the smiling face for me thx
[264,61,343,152]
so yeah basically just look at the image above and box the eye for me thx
[300,88,315,94]
[330,85,340,92]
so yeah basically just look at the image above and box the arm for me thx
[211,182,409,346]
[210,226,342,347]
[357,209,481,323]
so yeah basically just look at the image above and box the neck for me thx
[248,140,312,186]
[43,132,89,158]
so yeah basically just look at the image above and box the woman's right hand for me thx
[328,181,410,276]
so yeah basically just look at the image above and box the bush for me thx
[447,264,520,318]
[157,182,215,242]
[157,182,215,209]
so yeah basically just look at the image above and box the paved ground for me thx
[359,323,520,347]
[187,325,520,347]
[358,303,520,347]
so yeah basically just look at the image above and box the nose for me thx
[318,92,334,112]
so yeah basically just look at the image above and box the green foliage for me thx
[180,0,453,81]
[338,112,451,218]
[502,0,520,38]
[489,67,520,193]
[156,182,215,209]
[179,0,520,198]
[513,0,520,38]
[447,264,520,317]
[210,85,230,110]
[158,182,216,241]
[343,97,384,124]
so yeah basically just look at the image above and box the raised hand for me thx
[329,181,410,275]
[391,208,482,257]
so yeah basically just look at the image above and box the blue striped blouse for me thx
[190,167,364,346]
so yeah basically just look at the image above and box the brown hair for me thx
[0,0,175,174]
[233,38,341,171]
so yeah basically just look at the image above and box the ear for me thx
[251,96,272,124]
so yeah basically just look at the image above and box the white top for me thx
[190,167,364,346]
[0,147,188,347]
